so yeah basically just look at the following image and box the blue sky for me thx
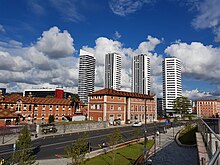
[0,0,220,99]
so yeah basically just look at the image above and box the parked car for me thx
[41,124,57,134]
[132,121,142,127]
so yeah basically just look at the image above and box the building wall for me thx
[88,94,157,124]
[163,57,182,115]
[78,49,95,103]
[105,53,122,90]
[132,54,151,94]
[0,102,75,124]
[197,100,220,118]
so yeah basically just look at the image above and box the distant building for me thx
[23,88,74,99]
[105,53,121,90]
[157,98,163,117]
[162,57,182,116]
[132,54,150,94]
[0,93,80,124]
[88,88,157,124]
[0,88,6,96]
[0,108,18,126]
[78,49,95,103]
[197,100,220,118]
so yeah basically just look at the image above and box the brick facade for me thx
[0,94,80,124]
[197,100,220,118]
[88,88,157,124]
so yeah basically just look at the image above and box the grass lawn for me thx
[83,140,154,165]
[178,126,197,145]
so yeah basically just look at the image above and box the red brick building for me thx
[197,100,220,118]
[88,88,157,124]
[0,108,18,127]
[0,93,80,124]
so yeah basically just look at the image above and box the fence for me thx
[197,118,220,165]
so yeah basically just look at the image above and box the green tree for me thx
[48,115,55,123]
[14,125,35,165]
[107,129,123,165]
[173,96,191,118]
[71,94,80,102]
[65,133,89,165]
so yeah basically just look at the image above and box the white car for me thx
[132,122,142,127]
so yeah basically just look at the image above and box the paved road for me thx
[0,124,168,159]
[0,122,184,162]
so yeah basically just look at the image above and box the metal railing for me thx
[197,118,220,165]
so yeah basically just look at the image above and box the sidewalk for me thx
[135,126,184,165]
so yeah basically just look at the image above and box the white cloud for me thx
[49,0,84,22]
[183,89,212,100]
[36,26,75,58]
[191,0,220,42]
[114,31,122,40]
[109,0,154,16]
[165,42,220,84]
[0,24,5,33]
[136,35,161,53]
[0,26,78,92]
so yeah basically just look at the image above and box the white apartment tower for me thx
[78,49,95,103]
[132,54,151,94]
[162,57,182,115]
[105,53,121,90]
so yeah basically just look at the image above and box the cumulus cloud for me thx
[183,89,212,100]
[191,0,220,42]
[165,42,220,84]
[36,26,75,58]
[109,0,154,16]
[0,26,78,92]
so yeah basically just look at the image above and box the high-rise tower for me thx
[162,57,182,115]
[78,49,95,103]
[105,53,121,90]
[132,54,151,94]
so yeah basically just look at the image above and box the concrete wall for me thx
[40,121,109,134]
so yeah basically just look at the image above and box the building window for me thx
[23,104,27,111]
[118,97,121,100]
[110,105,114,110]
[98,117,102,121]
[90,116,93,120]
[118,106,121,111]
[99,96,102,99]
[117,114,122,120]
[42,105,45,111]
[111,96,114,99]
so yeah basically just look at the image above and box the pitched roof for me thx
[1,94,72,105]
[0,108,18,118]
[89,88,154,99]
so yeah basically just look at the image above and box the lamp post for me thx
[144,98,148,164]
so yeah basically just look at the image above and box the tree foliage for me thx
[173,96,191,117]
[14,125,35,165]
[65,133,89,165]
[48,115,55,123]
